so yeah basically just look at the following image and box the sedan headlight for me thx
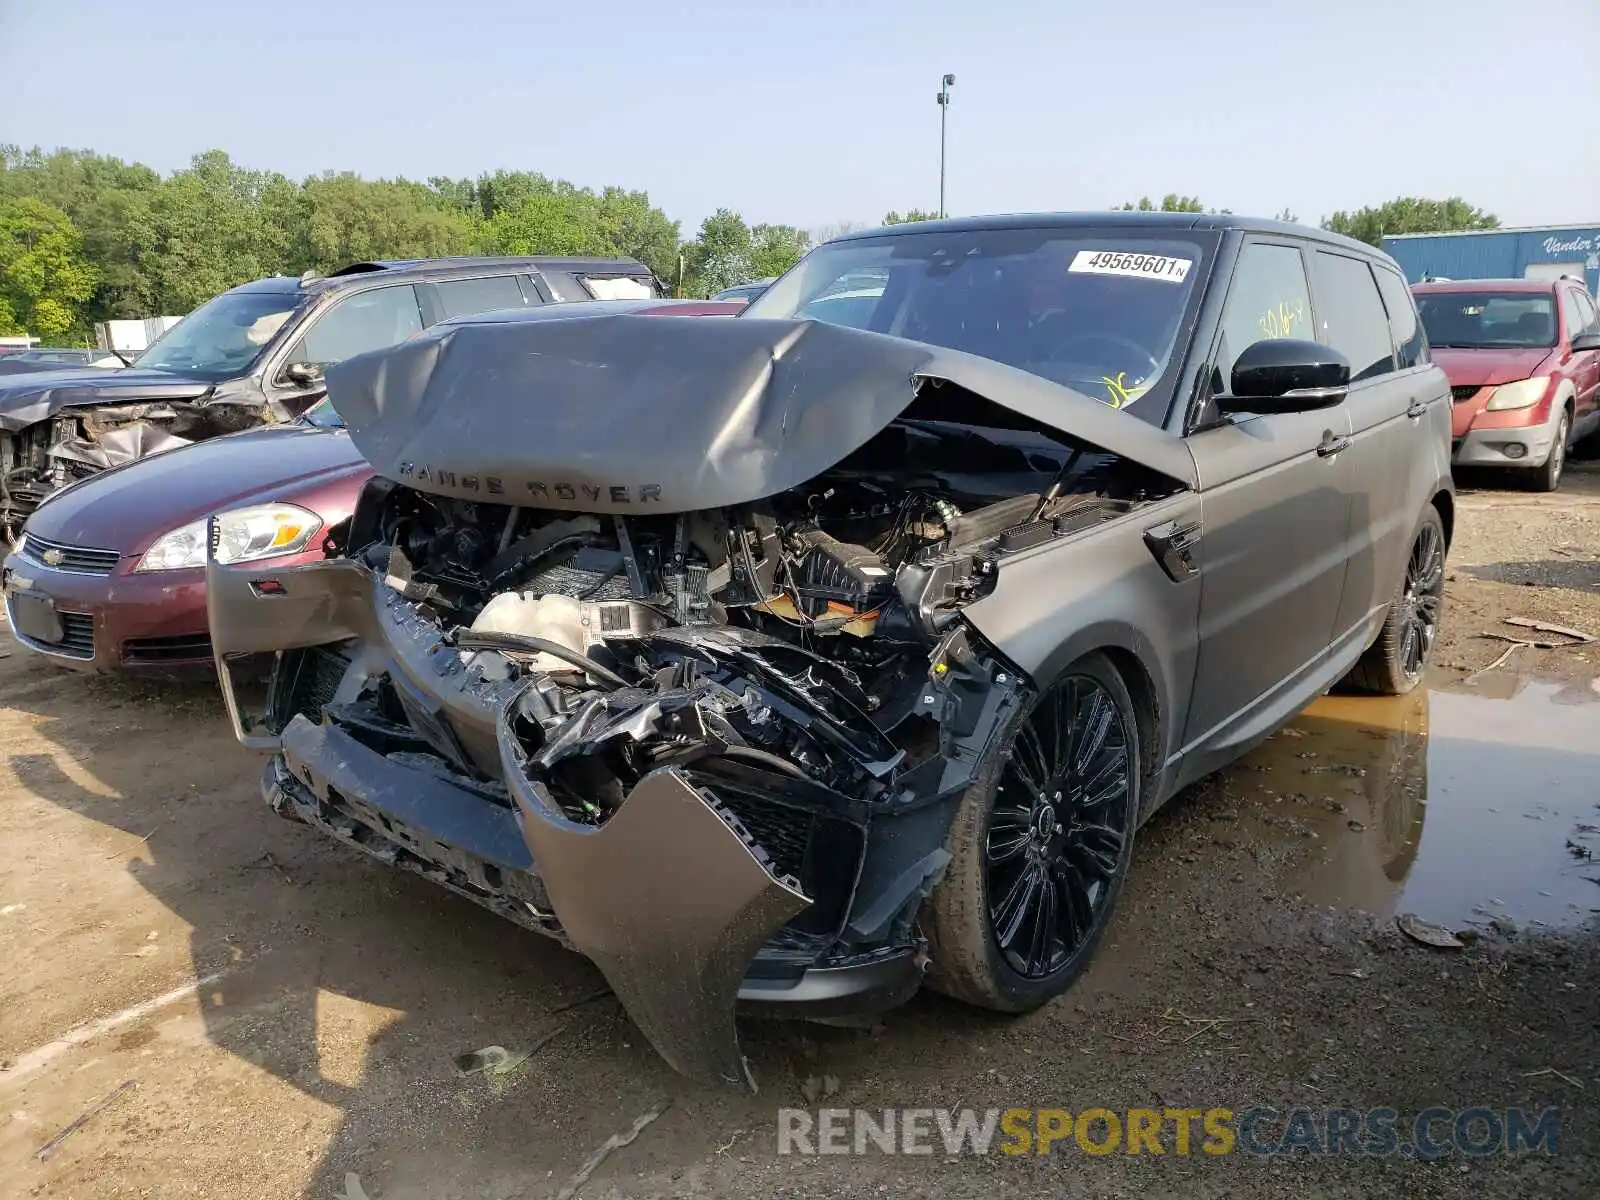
[136,504,322,572]
[1485,376,1551,411]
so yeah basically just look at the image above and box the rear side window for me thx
[1374,267,1426,368]
[288,284,423,367]
[1574,290,1599,333]
[432,275,527,321]
[582,275,658,300]
[541,272,591,303]
[1214,242,1314,389]
[1559,288,1590,339]
[1311,252,1395,382]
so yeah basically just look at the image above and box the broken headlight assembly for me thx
[138,503,322,571]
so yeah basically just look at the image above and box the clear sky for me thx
[1,0,1595,237]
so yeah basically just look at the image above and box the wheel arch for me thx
[1025,622,1174,825]
[1430,488,1454,550]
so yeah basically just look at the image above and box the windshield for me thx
[744,228,1208,423]
[135,288,303,380]
[1416,291,1557,349]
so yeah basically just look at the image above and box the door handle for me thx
[1317,431,1352,458]
[1406,398,1431,420]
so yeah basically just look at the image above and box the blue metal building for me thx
[1382,226,1600,296]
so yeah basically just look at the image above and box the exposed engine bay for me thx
[1,402,259,538]
[324,402,1165,823]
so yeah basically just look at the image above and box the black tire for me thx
[1530,409,1569,493]
[1347,507,1446,696]
[924,651,1140,1012]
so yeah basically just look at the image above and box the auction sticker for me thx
[1069,250,1192,283]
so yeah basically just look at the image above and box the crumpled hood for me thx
[325,313,1196,512]
[26,423,369,552]
[0,367,260,433]
[1430,347,1554,388]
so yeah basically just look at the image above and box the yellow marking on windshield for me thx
[1101,372,1150,409]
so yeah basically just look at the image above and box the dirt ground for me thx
[2,468,1599,1200]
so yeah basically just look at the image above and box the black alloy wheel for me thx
[1345,506,1448,696]
[1396,517,1445,684]
[983,673,1134,979]
[925,651,1141,1011]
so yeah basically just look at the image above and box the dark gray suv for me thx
[209,213,1452,1087]
[0,256,661,536]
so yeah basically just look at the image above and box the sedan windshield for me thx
[743,228,1208,423]
[298,397,344,428]
[1416,291,1557,349]
[135,289,303,381]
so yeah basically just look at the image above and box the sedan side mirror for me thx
[1216,339,1351,416]
[1570,330,1600,352]
[284,361,325,389]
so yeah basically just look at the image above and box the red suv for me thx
[1413,277,1600,490]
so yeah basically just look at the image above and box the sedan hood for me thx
[1430,347,1554,388]
[325,313,1196,511]
[26,423,369,552]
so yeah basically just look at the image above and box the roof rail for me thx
[324,262,391,279]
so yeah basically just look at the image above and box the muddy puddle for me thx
[1225,672,1600,931]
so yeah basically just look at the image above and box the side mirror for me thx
[1217,339,1351,415]
[1570,330,1600,352]
[284,361,325,389]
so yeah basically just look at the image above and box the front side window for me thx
[1415,291,1558,349]
[1213,241,1314,391]
[432,275,526,321]
[135,289,303,381]
[744,228,1210,423]
[1374,266,1426,369]
[1311,252,1395,383]
[285,284,424,368]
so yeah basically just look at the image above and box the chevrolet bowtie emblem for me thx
[41,548,64,567]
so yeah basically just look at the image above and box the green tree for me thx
[883,209,938,225]
[595,186,681,281]
[1322,197,1499,247]
[883,209,937,225]
[749,223,809,280]
[0,196,98,340]
[681,209,754,297]
[477,187,612,257]
[141,151,281,310]
[0,145,163,322]
[472,170,555,221]
[301,173,472,270]
[1113,194,1206,213]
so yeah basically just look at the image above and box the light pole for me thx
[936,73,955,218]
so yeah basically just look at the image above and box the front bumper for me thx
[1451,391,1564,470]
[1,551,210,672]
[1452,424,1559,469]
[264,720,924,1083]
[210,556,1013,1085]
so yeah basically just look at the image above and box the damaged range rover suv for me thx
[210,213,1454,1087]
